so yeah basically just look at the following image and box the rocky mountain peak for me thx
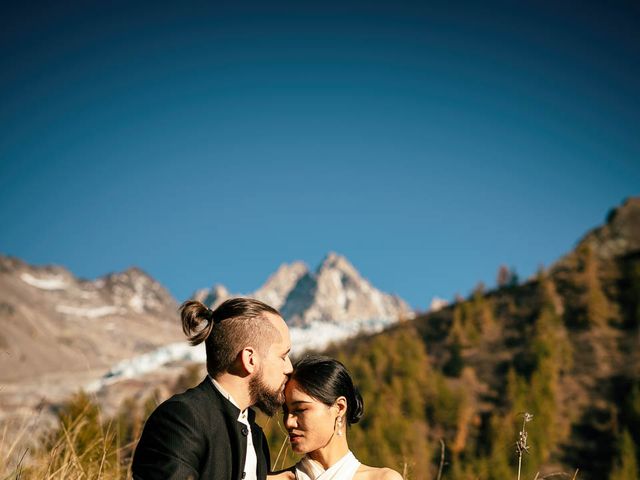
[317,252,360,278]
[0,254,75,286]
[94,266,176,315]
[596,196,640,256]
[0,255,28,273]
[0,258,181,384]
[192,253,413,335]
[193,284,230,308]
[555,196,640,269]
[253,261,308,309]
[281,252,412,328]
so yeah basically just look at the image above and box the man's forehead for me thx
[266,312,288,332]
[265,312,290,345]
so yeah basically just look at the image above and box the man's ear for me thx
[334,396,347,418]
[240,347,258,374]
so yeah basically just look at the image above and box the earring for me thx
[337,417,343,436]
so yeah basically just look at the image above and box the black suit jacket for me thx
[132,378,271,480]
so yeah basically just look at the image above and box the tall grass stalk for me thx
[516,413,533,480]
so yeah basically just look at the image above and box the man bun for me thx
[180,300,215,346]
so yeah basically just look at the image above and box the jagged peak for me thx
[0,254,26,272]
[604,196,640,226]
[569,196,640,261]
[211,283,230,296]
[263,261,309,283]
[99,266,157,285]
[0,255,72,277]
[317,252,359,277]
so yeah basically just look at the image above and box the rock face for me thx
[553,197,640,271]
[572,197,640,260]
[193,252,413,351]
[0,256,182,383]
[195,252,412,328]
[281,253,411,327]
[253,261,309,310]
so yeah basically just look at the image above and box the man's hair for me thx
[180,297,282,377]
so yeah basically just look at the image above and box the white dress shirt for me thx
[210,376,258,480]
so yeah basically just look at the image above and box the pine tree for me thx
[579,244,611,326]
[609,429,640,480]
[623,382,640,447]
[497,265,511,288]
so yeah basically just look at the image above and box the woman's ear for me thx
[334,396,348,418]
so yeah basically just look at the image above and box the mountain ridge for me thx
[194,251,412,330]
[301,195,640,479]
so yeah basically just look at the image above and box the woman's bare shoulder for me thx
[356,464,403,480]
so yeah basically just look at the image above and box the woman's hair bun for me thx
[347,385,364,424]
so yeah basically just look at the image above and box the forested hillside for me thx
[262,197,640,480]
[4,198,638,480]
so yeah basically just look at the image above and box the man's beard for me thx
[249,368,285,417]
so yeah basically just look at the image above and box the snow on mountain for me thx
[1,252,412,412]
[281,252,412,328]
[86,342,206,392]
[20,272,69,290]
[99,267,177,314]
[428,297,449,312]
[0,256,182,383]
[193,252,413,353]
[55,305,124,318]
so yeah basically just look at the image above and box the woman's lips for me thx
[289,433,303,442]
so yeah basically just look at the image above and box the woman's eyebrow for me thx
[290,400,312,406]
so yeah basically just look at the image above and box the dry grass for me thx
[1,401,583,480]
[1,394,137,480]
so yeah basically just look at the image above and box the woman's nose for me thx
[284,413,296,429]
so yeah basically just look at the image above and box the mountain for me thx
[280,252,411,327]
[193,261,309,311]
[261,197,640,480]
[193,252,412,351]
[0,256,183,384]
[253,261,309,310]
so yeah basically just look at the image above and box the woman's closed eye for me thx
[284,407,305,414]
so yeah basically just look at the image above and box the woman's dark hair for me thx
[180,298,281,377]
[290,355,364,425]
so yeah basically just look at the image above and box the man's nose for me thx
[284,356,293,375]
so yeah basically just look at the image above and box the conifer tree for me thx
[497,265,511,288]
[623,382,640,447]
[579,244,611,326]
[609,429,640,480]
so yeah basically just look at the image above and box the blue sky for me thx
[1,1,638,309]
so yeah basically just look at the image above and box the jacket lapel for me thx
[205,379,248,480]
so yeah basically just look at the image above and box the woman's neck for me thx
[307,437,350,470]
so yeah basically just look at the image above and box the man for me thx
[132,297,293,480]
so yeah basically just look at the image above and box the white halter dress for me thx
[294,451,361,480]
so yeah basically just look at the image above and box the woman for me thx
[280,355,403,480]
